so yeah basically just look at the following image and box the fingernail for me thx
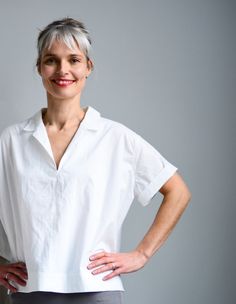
[89,256,95,260]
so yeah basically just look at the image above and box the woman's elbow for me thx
[160,172,192,204]
[182,186,192,205]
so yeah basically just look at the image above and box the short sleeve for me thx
[132,132,178,206]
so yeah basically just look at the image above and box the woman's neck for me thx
[42,103,87,131]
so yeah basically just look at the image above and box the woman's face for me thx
[38,39,92,100]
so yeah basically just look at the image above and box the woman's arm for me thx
[135,171,191,259]
[87,172,191,280]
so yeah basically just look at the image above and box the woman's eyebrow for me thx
[43,53,83,58]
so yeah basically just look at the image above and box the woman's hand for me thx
[0,261,28,293]
[87,250,148,281]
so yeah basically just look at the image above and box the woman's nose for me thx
[56,60,69,75]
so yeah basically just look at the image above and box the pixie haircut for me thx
[36,17,94,70]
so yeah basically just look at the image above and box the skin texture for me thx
[0,39,191,292]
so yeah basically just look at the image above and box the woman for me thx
[0,17,191,304]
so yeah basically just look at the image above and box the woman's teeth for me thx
[54,80,75,85]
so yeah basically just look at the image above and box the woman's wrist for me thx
[134,248,150,265]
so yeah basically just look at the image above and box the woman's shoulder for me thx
[99,116,145,156]
[0,117,29,143]
[101,116,141,141]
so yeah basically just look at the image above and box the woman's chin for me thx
[46,91,81,100]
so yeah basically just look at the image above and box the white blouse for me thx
[0,105,178,293]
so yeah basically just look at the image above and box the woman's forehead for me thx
[42,39,84,57]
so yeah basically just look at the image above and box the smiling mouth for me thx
[51,80,76,87]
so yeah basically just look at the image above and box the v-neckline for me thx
[46,125,81,171]
[37,106,89,172]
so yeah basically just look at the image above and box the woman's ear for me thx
[85,61,93,79]
[87,59,94,75]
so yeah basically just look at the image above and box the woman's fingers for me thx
[0,261,28,293]
[87,256,114,269]
[4,272,26,286]
[103,268,122,281]
[89,251,111,261]
[91,262,120,275]
[5,271,28,286]
[0,278,18,293]
[88,250,148,281]
[10,262,26,268]
[7,262,28,275]
[13,262,28,273]
[6,264,28,282]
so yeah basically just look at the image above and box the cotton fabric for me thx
[0,105,178,293]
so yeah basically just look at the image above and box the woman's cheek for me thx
[74,69,87,80]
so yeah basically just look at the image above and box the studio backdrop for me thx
[0,1,235,303]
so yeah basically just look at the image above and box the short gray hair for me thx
[36,17,94,70]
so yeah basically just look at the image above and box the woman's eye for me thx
[44,58,56,64]
[43,58,80,65]
[71,58,80,63]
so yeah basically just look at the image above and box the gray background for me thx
[0,0,235,303]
